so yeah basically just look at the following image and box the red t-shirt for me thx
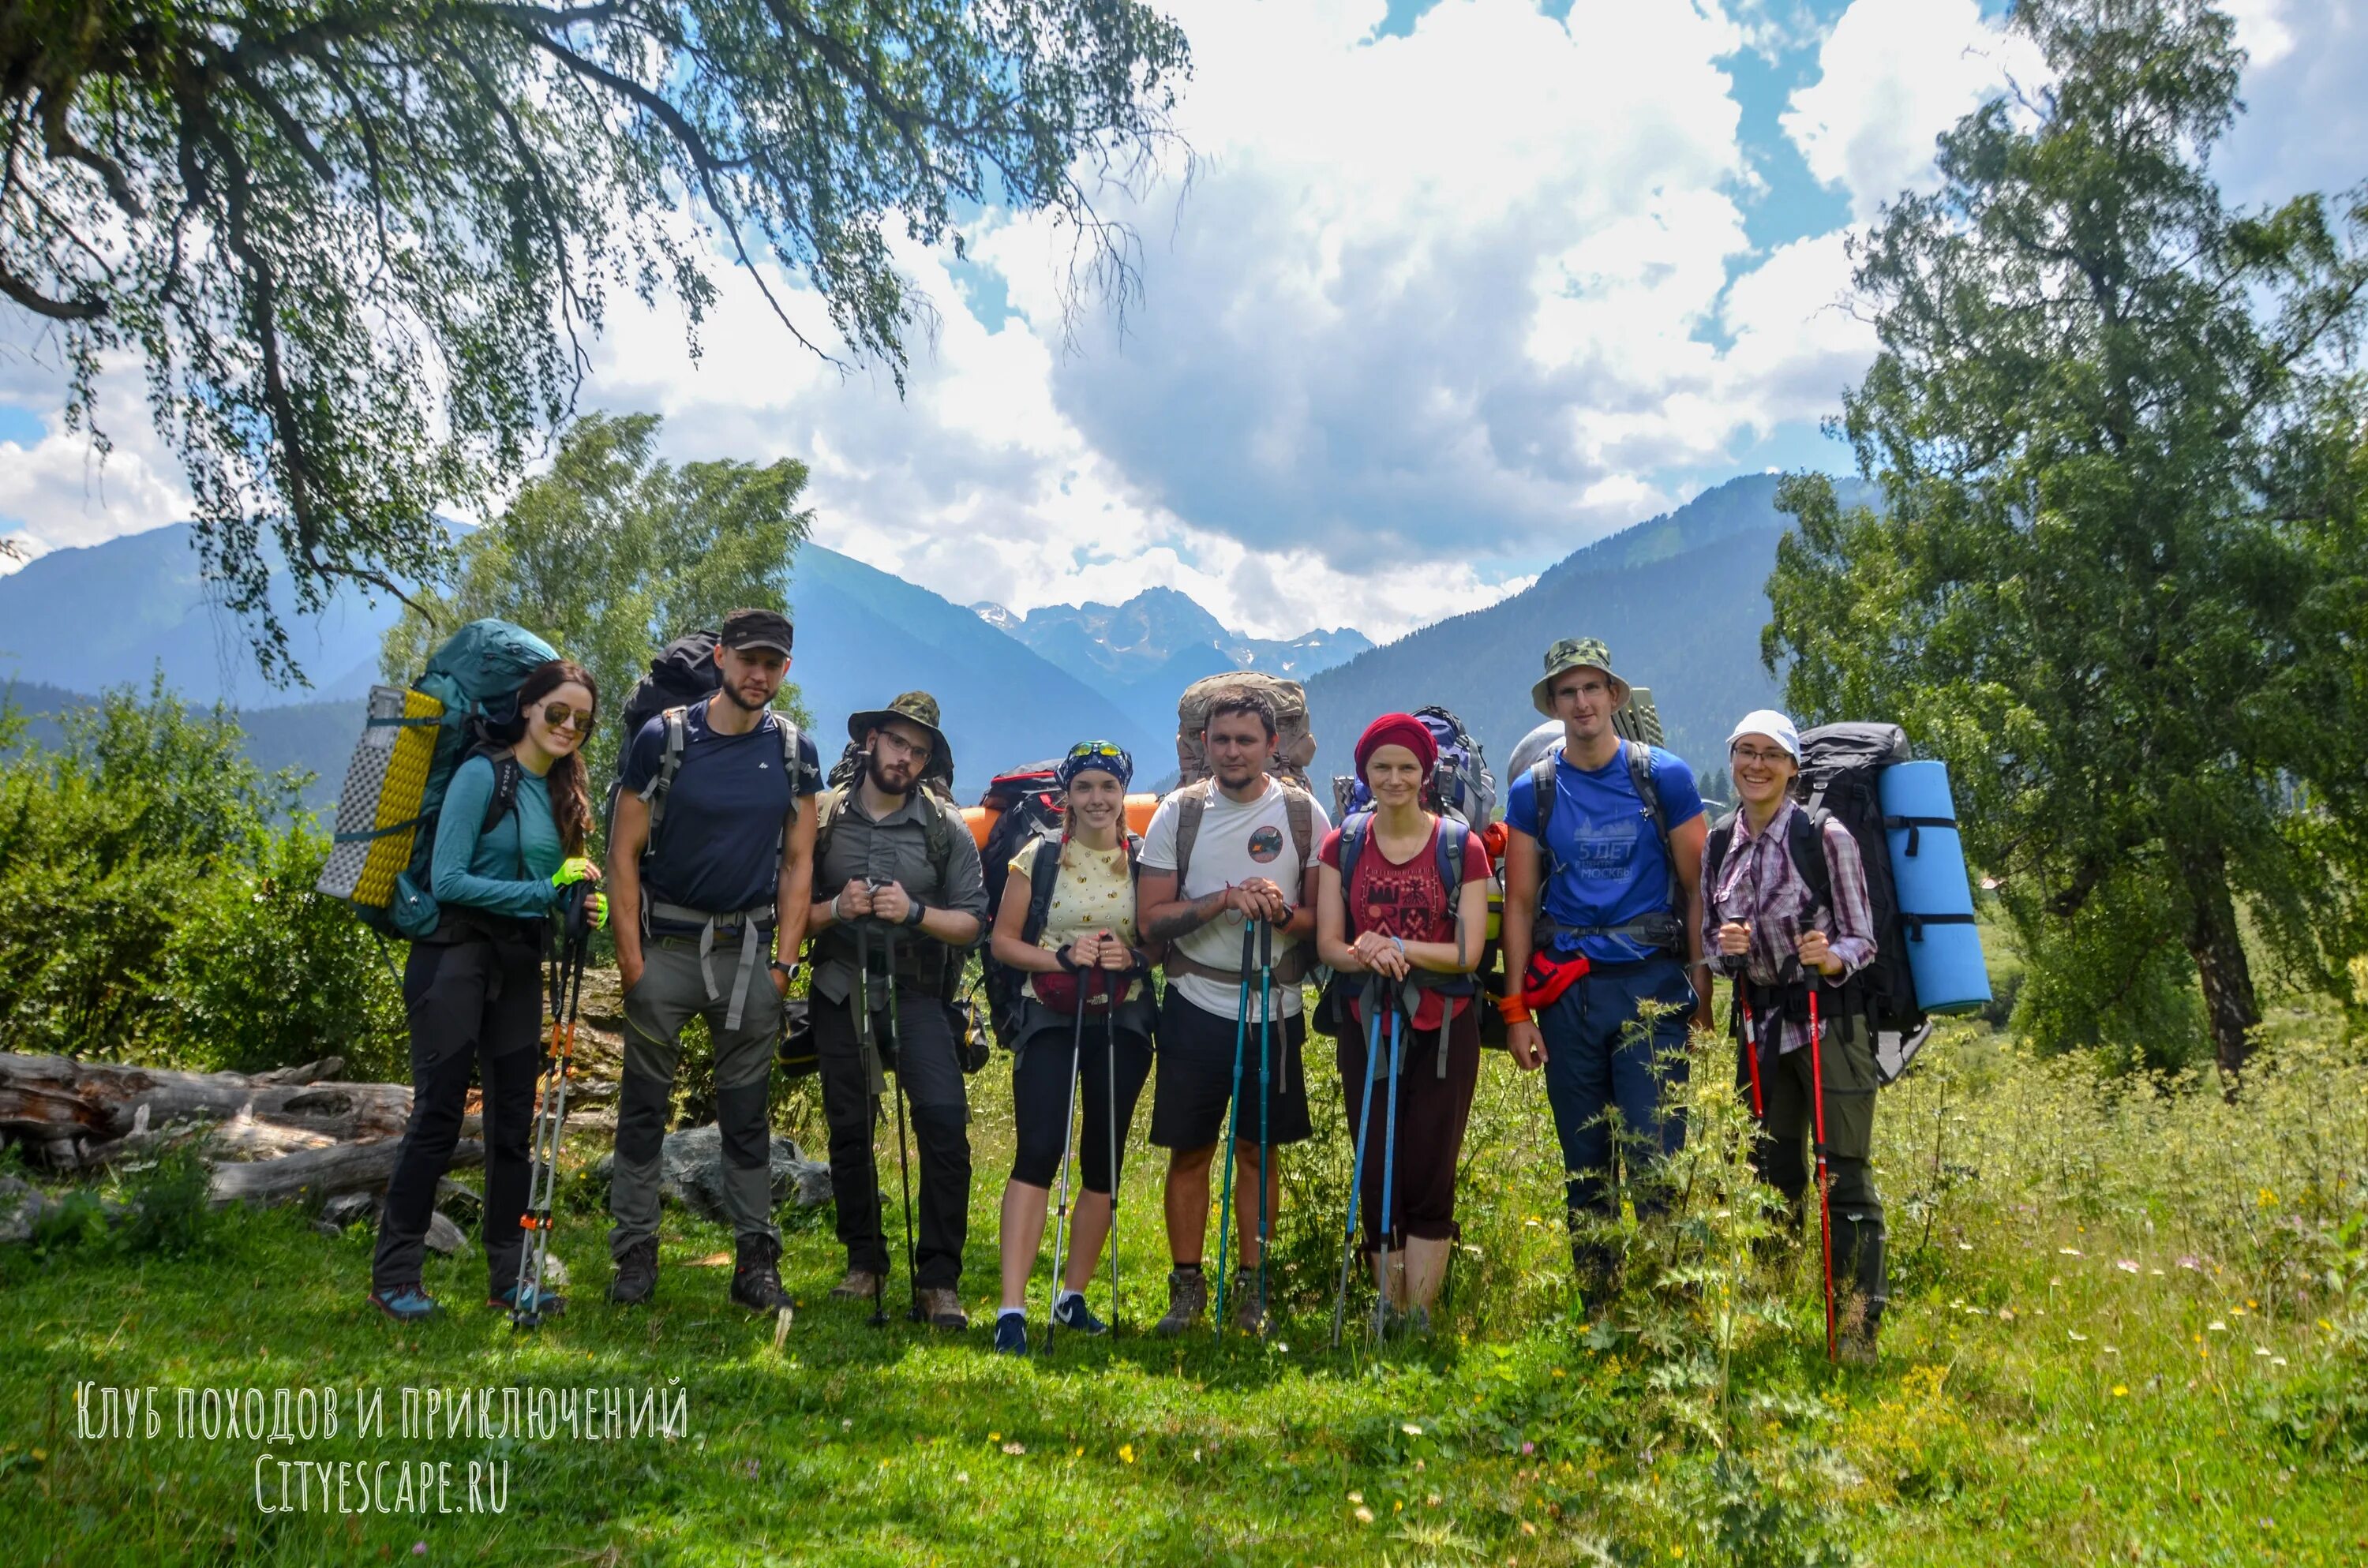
[1317,818,1493,1031]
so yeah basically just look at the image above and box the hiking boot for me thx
[609,1237,658,1306]
[992,1313,1030,1357]
[1051,1293,1109,1337]
[369,1285,440,1323]
[917,1286,969,1331]
[489,1281,567,1319]
[1401,1304,1433,1340]
[1153,1267,1207,1337]
[1231,1268,1270,1337]
[1369,1297,1399,1342]
[1838,1304,1882,1368]
[829,1267,885,1303]
[1572,1240,1620,1308]
[729,1234,793,1313]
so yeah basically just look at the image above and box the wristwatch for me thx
[902,897,927,928]
[770,959,799,982]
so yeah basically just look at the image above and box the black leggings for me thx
[373,936,543,1295]
[1009,1009,1153,1192]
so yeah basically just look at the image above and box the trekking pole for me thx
[512,886,592,1329]
[1212,919,1257,1338]
[884,926,922,1325]
[1103,964,1122,1337]
[1254,916,1275,1330]
[1332,976,1384,1349]
[1377,980,1405,1335]
[1808,982,1836,1363]
[854,922,890,1330]
[1045,961,1089,1357]
[1739,994,1767,1120]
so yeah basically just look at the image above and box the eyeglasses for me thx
[874,728,931,762]
[541,702,595,732]
[1729,744,1792,766]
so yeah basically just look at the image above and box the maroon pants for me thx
[1334,1001,1481,1252]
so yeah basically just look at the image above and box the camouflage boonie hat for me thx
[847,690,954,784]
[1531,638,1631,717]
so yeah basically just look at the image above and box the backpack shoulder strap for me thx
[1624,740,1683,914]
[1171,778,1213,893]
[774,713,804,821]
[1526,752,1560,893]
[922,789,957,885]
[1704,808,1739,899]
[1437,818,1472,965]
[1337,811,1372,915]
[1020,833,1066,946]
[639,705,693,841]
[1790,805,1834,914]
[1280,781,1315,874]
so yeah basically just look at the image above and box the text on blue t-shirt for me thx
[1504,739,1704,963]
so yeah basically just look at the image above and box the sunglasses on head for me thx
[1066,741,1126,764]
[541,702,594,732]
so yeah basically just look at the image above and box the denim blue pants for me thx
[1538,956,1696,1222]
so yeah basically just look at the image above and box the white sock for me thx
[1054,1289,1083,1310]
[998,1306,1026,1323]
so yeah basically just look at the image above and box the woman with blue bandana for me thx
[986,740,1158,1355]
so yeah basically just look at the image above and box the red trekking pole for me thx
[1738,996,1765,1120]
[1808,983,1836,1362]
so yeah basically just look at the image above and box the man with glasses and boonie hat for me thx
[1498,638,1711,1304]
[607,608,822,1314]
[805,690,988,1330]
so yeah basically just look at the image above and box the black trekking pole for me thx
[1103,963,1125,1337]
[1332,975,1385,1349]
[512,885,593,1330]
[1808,980,1837,1364]
[1253,915,1275,1333]
[1045,958,1089,1357]
[853,922,890,1330]
[1212,919,1258,1337]
[882,924,922,1325]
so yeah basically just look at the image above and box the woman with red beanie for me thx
[1314,713,1492,1338]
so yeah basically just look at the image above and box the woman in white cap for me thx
[1698,709,1887,1364]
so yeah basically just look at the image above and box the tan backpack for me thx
[1175,672,1317,789]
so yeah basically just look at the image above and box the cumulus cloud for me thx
[0,339,193,567]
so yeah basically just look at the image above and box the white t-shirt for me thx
[1140,779,1329,1020]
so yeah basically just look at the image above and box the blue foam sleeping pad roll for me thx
[1878,760,1991,1014]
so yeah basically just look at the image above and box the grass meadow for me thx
[5,983,2365,1566]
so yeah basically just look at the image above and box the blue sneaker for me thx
[369,1285,440,1323]
[489,1282,567,1319]
[1051,1293,1108,1337]
[992,1313,1029,1357]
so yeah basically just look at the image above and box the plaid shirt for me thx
[1700,799,1876,1056]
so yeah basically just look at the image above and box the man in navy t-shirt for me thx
[605,608,822,1315]
[1499,638,1710,1302]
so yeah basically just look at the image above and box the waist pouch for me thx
[1521,949,1591,1010]
[1031,968,1143,1014]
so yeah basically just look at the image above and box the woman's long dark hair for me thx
[515,659,599,857]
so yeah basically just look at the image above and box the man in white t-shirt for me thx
[1137,686,1330,1336]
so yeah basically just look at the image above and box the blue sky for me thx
[2,0,2355,641]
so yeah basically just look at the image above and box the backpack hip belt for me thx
[1534,911,1686,952]
[1167,943,1315,988]
[650,900,776,1032]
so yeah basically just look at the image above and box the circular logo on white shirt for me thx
[1246,825,1283,863]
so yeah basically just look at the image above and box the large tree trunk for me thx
[0,1053,416,1167]
[2181,844,2261,1093]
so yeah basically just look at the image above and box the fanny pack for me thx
[1521,949,1592,1010]
[1032,949,1148,1015]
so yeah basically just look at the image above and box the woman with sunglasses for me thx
[987,740,1157,1356]
[369,660,607,1323]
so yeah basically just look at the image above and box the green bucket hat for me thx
[1531,637,1631,718]
[847,690,954,784]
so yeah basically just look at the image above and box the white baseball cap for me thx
[1725,709,1801,764]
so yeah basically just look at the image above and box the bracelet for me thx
[1494,994,1534,1026]
[903,897,926,928]
[1389,936,1407,956]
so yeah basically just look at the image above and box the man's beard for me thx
[719,680,768,712]
[866,754,914,795]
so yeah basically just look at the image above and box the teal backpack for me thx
[321,619,558,938]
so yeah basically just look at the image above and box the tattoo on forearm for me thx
[1143,893,1219,943]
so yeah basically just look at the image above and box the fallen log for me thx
[0,1053,414,1167]
[208,1139,485,1207]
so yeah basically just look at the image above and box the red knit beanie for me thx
[1355,713,1437,783]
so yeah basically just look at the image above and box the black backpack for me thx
[974,762,1068,1048]
[1703,721,1932,1083]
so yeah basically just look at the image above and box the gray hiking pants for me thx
[608,934,783,1256]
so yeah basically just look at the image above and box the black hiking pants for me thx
[1739,1007,1886,1323]
[814,983,971,1289]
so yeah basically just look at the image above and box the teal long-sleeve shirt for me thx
[432,753,566,920]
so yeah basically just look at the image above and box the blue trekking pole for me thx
[1254,915,1275,1332]
[1332,975,1385,1348]
[1376,981,1405,1336]
[1212,919,1257,1336]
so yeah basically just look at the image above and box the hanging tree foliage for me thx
[1766,0,2368,1081]
[0,0,1190,681]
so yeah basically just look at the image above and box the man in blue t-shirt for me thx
[606,608,823,1314]
[1500,638,1710,1301]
